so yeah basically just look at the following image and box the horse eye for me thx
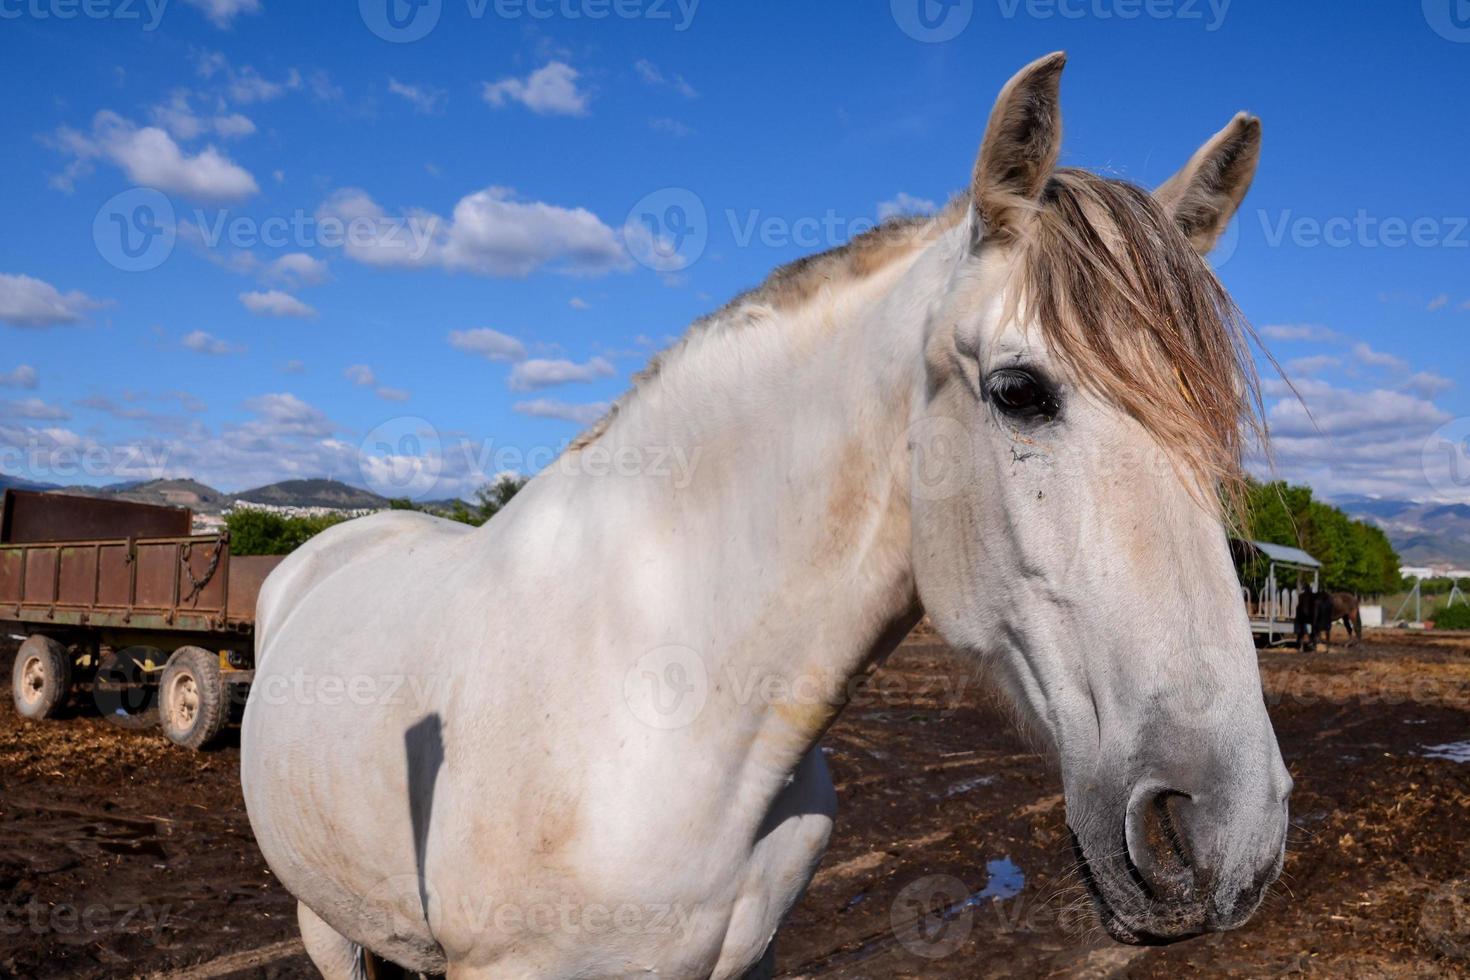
[987,370,1058,420]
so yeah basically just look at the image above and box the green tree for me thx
[1241,479,1402,595]
[443,474,528,527]
[226,508,349,555]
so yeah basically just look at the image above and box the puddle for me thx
[807,857,1025,970]
[943,775,997,798]
[1422,741,1470,763]
[962,856,1026,904]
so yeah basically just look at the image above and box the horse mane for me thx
[569,169,1263,523]
[565,200,967,452]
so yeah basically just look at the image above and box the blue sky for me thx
[1,0,1467,501]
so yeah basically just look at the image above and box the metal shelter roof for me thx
[1234,538,1322,569]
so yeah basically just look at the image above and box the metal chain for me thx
[181,536,225,602]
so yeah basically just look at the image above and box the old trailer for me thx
[2,490,283,749]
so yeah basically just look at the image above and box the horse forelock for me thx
[1010,168,1265,524]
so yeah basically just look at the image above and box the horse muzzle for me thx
[1069,764,1292,945]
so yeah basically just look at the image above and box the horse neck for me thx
[557,245,944,772]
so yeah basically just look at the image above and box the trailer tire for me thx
[159,647,229,750]
[12,635,71,720]
[95,647,160,730]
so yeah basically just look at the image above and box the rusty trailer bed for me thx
[0,533,280,634]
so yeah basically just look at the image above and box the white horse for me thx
[242,53,1291,978]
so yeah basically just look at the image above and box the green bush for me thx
[226,508,349,556]
[1433,602,1470,631]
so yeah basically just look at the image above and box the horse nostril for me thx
[1129,789,1197,903]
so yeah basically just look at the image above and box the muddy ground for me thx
[2,629,1468,978]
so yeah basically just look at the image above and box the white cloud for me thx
[149,91,256,141]
[509,356,615,391]
[307,70,343,104]
[482,62,590,117]
[1428,293,1450,311]
[0,398,69,421]
[448,328,527,362]
[228,66,301,104]
[344,364,377,387]
[266,252,330,287]
[51,111,258,201]
[180,0,262,28]
[1285,354,1339,376]
[1259,323,1340,342]
[633,59,698,98]
[241,392,334,439]
[0,273,105,328]
[77,391,206,424]
[513,398,610,425]
[345,364,408,402]
[239,289,317,318]
[0,365,38,389]
[1401,371,1454,399]
[1351,341,1408,372]
[877,192,938,220]
[317,186,628,278]
[569,297,590,310]
[388,77,446,114]
[182,329,244,355]
[1255,377,1453,498]
[649,117,693,137]
[282,359,305,374]
[0,393,378,494]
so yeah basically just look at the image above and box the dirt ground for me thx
[2,629,1468,979]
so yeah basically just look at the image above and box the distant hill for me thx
[58,478,234,513]
[0,474,60,493]
[1337,497,1470,568]
[232,479,388,510]
[16,476,389,515]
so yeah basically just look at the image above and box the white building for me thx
[1400,565,1437,580]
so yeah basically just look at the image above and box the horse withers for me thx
[243,53,1291,978]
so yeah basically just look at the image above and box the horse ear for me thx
[1154,112,1261,255]
[972,51,1066,243]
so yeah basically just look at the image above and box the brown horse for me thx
[1295,589,1362,651]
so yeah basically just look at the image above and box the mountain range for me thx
[1334,496,1470,569]
[0,476,393,515]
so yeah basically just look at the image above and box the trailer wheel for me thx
[94,647,160,730]
[12,635,71,720]
[159,647,229,750]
